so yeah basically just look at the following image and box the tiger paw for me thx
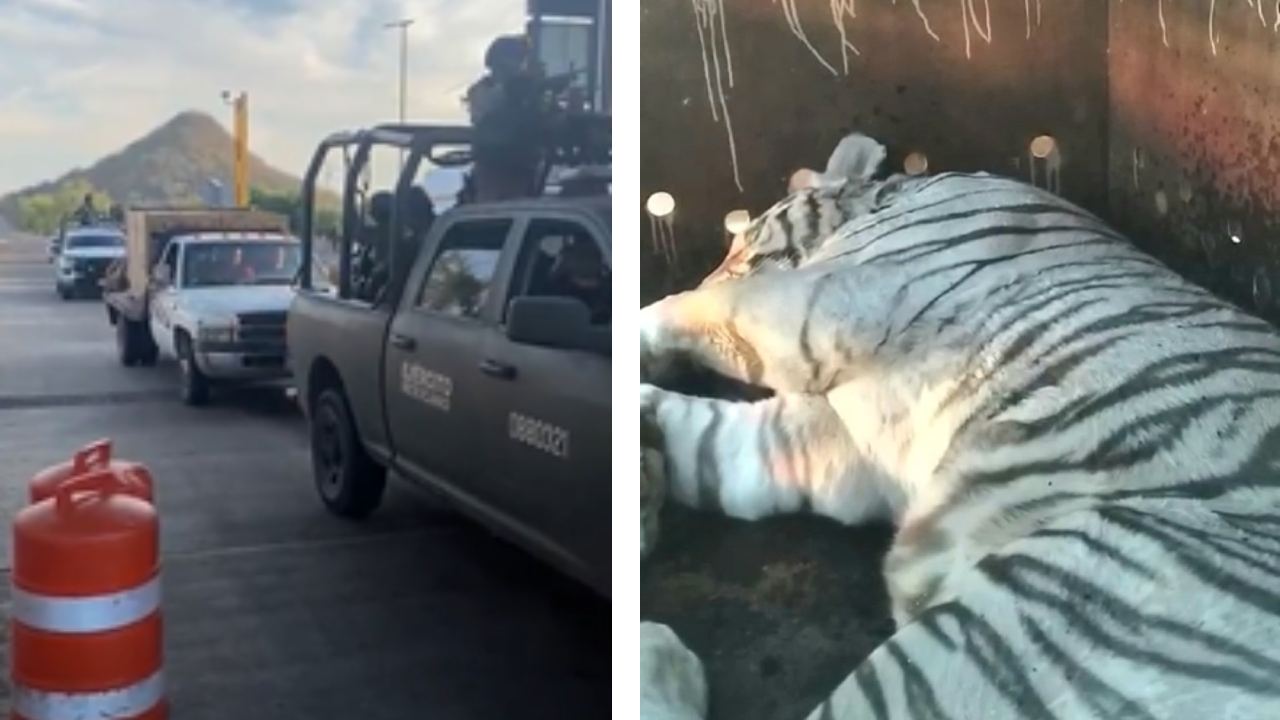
[640,621,708,720]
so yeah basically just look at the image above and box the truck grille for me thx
[237,312,287,343]
[77,258,112,279]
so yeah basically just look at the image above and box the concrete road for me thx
[0,230,608,719]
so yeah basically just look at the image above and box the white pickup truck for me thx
[54,224,126,299]
[103,208,300,405]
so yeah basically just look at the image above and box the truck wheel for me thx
[311,387,386,519]
[176,333,210,406]
[58,285,71,301]
[116,317,139,366]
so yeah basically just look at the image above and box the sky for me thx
[0,0,526,194]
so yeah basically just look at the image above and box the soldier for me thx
[544,238,609,324]
[464,35,546,202]
[74,193,97,226]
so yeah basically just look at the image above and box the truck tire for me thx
[176,332,211,406]
[311,387,386,519]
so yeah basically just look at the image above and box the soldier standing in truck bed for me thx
[74,193,98,226]
[464,35,547,202]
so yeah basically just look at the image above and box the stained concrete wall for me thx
[640,0,1110,301]
[1107,0,1280,325]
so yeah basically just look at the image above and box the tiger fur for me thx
[639,133,1280,719]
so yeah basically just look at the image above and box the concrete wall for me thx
[1107,0,1280,325]
[640,0,1110,301]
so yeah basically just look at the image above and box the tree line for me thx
[11,181,338,244]
[13,179,115,234]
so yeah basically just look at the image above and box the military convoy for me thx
[84,101,612,594]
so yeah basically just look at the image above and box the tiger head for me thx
[702,133,896,286]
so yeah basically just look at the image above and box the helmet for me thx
[484,35,529,75]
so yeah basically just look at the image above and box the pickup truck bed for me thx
[104,207,288,318]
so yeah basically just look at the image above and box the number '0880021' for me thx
[508,411,570,459]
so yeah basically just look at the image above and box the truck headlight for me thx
[198,325,235,344]
[58,256,75,272]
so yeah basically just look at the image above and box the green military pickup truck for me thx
[287,124,611,597]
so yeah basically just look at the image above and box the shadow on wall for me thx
[641,0,1280,327]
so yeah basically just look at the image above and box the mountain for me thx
[0,111,303,216]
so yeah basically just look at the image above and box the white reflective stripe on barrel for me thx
[13,670,164,720]
[11,575,161,633]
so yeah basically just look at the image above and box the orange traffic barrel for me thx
[10,470,166,720]
[28,438,153,505]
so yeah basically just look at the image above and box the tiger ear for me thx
[788,168,820,192]
[823,133,888,184]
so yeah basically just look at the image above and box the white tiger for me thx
[639,133,1280,719]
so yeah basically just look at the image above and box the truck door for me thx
[475,214,611,589]
[148,241,180,358]
[383,216,517,491]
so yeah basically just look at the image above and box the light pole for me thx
[220,90,249,207]
[384,18,414,177]
[384,18,414,125]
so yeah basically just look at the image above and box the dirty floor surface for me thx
[642,505,896,720]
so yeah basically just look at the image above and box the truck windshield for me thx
[183,242,302,288]
[65,234,123,249]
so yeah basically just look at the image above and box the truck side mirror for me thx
[506,296,591,351]
[152,264,171,287]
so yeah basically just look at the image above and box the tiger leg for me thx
[641,382,893,525]
[640,265,900,394]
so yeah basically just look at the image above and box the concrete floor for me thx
[641,507,894,720]
[0,230,608,719]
